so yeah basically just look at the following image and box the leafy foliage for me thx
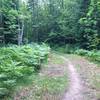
[28,0,81,44]
[79,0,100,50]
[0,0,100,50]
[0,44,50,98]
[75,49,100,63]
[0,0,31,44]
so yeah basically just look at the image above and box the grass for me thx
[65,54,100,97]
[6,71,68,100]
[49,52,65,64]
[32,74,68,94]
[53,52,100,99]
[92,72,100,89]
[6,53,69,100]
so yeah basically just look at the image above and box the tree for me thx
[79,0,100,49]
[0,0,100,50]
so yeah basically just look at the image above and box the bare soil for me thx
[65,54,100,100]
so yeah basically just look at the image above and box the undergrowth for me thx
[0,43,50,98]
[52,44,100,64]
[75,49,100,64]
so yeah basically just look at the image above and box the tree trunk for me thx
[18,21,24,45]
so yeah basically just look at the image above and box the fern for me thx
[75,49,100,63]
[0,43,50,98]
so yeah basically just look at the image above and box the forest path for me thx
[13,53,100,100]
[63,54,100,100]
[61,56,83,100]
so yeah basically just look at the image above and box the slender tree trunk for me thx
[21,21,24,44]
[18,21,24,45]
[18,22,21,45]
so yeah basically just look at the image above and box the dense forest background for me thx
[0,0,100,50]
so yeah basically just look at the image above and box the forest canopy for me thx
[0,0,100,49]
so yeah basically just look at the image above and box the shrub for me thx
[87,51,100,62]
[0,43,50,98]
[75,49,89,56]
[75,49,100,63]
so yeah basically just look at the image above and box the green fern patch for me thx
[75,49,100,64]
[0,44,50,98]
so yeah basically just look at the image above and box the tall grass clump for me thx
[0,43,50,98]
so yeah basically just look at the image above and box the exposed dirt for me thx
[65,54,100,100]
[61,56,83,100]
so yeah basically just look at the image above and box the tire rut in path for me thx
[61,56,83,100]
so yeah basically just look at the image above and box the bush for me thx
[87,51,100,62]
[75,49,100,63]
[0,43,50,98]
[75,49,89,56]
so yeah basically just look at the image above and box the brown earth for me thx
[65,54,100,100]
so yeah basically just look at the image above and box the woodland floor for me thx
[8,53,100,100]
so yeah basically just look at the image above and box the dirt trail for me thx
[61,56,83,100]
[12,54,100,100]
[62,55,100,100]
